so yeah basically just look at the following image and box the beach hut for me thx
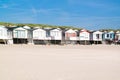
[65,29,77,44]
[13,26,31,44]
[50,28,62,44]
[33,28,47,44]
[0,25,8,44]
[103,31,115,44]
[92,31,103,44]
[114,31,120,44]
[115,31,120,40]
[79,29,90,45]
[0,25,13,44]
[103,31,115,40]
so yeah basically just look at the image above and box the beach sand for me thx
[0,45,120,80]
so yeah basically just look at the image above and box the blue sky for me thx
[0,0,120,30]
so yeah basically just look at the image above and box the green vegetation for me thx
[0,22,119,31]
[0,22,81,30]
[100,29,120,32]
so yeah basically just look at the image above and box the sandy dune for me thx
[0,45,120,80]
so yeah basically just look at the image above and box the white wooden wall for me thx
[65,29,77,40]
[93,31,103,41]
[79,32,90,40]
[33,29,46,40]
[50,29,62,40]
[13,27,28,38]
[0,26,8,39]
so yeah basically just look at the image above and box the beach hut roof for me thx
[116,31,120,33]
[33,28,45,31]
[12,26,27,30]
[109,31,114,33]
[6,27,14,30]
[81,29,87,31]
[80,29,89,33]
[74,29,78,32]
[0,25,5,27]
[51,28,61,31]
[18,27,26,30]
[65,29,76,33]
[93,31,103,34]
[23,26,31,29]
[0,25,8,30]
[104,31,108,33]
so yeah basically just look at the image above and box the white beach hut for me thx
[0,25,13,44]
[13,27,27,38]
[92,31,103,44]
[79,29,90,45]
[93,31,103,41]
[50,28,62,40]
[13,26,31,44]
[33,28,47,44]
[33,28,46,40]
[0,25,8,44]
[79,29,90,40]
[65,29,77,44]
[115,31,120,40]
[50,28,62,44]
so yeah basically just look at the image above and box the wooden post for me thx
[94,41,95,44]
[17,38,18,44]
[3,39,6,44]
[85,40,86,45]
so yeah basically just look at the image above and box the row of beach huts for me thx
[0,25,120,45]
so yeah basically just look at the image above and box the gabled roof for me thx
[23,26,31,29]
[93,31,103,34]
[116,31,120,34]
[12,26,31,30]
[50,28,62,31]
[33,28,46,32]
[0,25,5,28]
[80,29,89,33]
[65,29,76,33]
[13,27,26,30]
[109,31,114,33]
[0,25,7,30]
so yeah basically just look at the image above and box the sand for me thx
[0,45,120,80]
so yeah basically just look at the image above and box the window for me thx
[107,34,109,38]
[96,34,100,39]
[110,34,112,38]
[15,30,26,38]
